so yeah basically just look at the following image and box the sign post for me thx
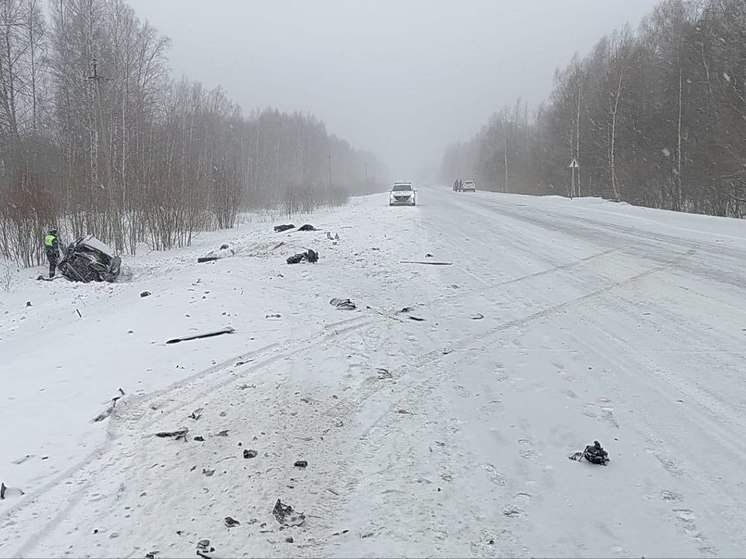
[568,158,579,199]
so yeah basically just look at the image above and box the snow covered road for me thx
[2,188,746,557]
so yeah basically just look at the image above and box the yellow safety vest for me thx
[44,234,57,247]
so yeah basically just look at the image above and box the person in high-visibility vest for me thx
[44,228,61,278]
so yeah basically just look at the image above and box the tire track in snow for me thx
[0,314,377,556]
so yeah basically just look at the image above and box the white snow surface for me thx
[2,189,746,557]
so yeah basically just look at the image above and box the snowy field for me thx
[2,188,746,557]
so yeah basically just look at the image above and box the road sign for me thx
[568,158,579,169]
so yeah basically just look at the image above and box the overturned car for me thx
[58,235,122,282]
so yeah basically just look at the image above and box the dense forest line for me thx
[0,0,385,265]
[441,0,746,218]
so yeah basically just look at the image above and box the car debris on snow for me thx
[140,291,151,298]
[297,224,318,231]
[243,449,258,459]
[165,326,235,344]
[216,429,229,436]
[274,224,295,232]
[154,427,189,441]
[470,312,485,320]
[92,388,125,422]
[376,368,393,379]
[330,298,356,310]
[0,482,25,500]
[286,249,319,264]
[569,440,609,465]
[273,499,306,526]
[224,516,240,527]
[408,315,425,322]
[189,407,203,420]
[198,244,236,263]
[400,260,453,266]
[294,460,308,468]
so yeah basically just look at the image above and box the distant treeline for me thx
[441,0,746,218]
[0,0,386,265]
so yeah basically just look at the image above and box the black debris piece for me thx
[92,388,126,422]
[330,298,356,310]
[194,436,205,442]
[26,301,32,307]
[216,429,229,437]
[155,427,189,441]
[377,368,393,380]
[470,313,485,320]
[273,499,306,526]
[196,539,210,551]
[408,316,425,322]
[274,224,295,233]
[297,224,317,231]
[243,449,258,459]
[0,482,24,500]
[166,326,235,344]
[189,408,203,421]
[400,260,453,266]
[202,468,215,477]
[197,256,219,263]
[285,536,294,543]
[294,460,308,468]
[398,307,414,313]
[140,291,151,298]
[219,244,229,250]
[145,551,159,559]
[225,516,240,528]
[569,440,609,465]
[286,249,319,264]
[425,253,434,257]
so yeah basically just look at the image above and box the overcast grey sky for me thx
[127,0,661,179]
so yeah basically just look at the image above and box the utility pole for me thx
[89,57,112,188]
[504,136,509,193]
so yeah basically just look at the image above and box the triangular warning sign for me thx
[568,158,579,168]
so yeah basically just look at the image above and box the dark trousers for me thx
[47,252,58,278]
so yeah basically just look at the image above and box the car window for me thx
[393,184,413,191]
